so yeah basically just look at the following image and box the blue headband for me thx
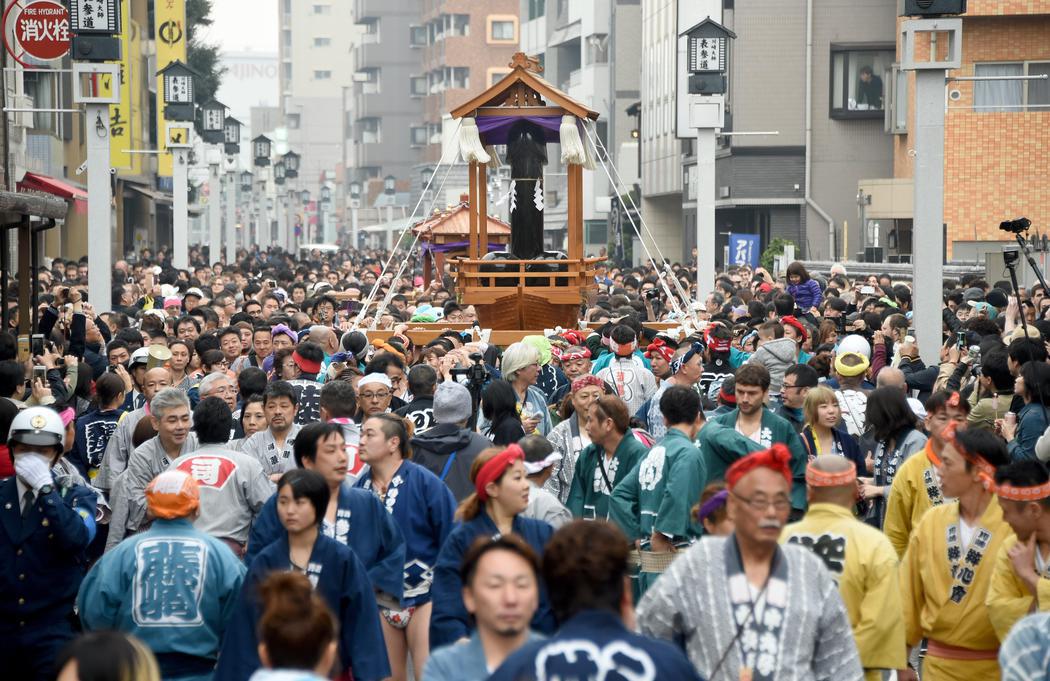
[670,341,705,375]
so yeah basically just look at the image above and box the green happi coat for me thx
[710,408,808,512]
[567,434,648,520]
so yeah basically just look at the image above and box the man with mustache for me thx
[637,444,862,680]
[782,455,907,681]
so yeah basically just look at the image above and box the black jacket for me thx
[411,423,492,501]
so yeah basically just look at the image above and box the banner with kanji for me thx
[153,0,186,178]
[109,1,139,174]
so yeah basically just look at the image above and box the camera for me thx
[1000,217,1031,234]
[31,334,45,357]
[1003,247,1020,267]
[450,352,490,430]
[644,288,660,301]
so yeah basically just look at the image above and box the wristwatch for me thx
[37,484,53,496]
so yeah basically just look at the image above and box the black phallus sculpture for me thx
[505,119,548,260]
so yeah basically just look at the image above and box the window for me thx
[409,76,427,96]
[313,37,331,47]
[451,67,469,90]
[314,70,332,80]
[23,70,57,134]
[355,68,380,93]
[409,25,427,47]
[282,62,292,81]
[1029,63,1050,109]
[528,0,545,20]
[488,68,511,86]
[974,62,1050,112]
[586,34,609,64]
[359,118,381,144]
[830,46,893,119]
[312,4,330,14]
[490,19,516,42]
[286,113,301,130]
[451,14,470,37]
[884,64,908,134]
[282,0,291,14]
[410,127,428,146]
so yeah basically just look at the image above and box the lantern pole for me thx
[86,103,113,312]
[172,147,189,269]
[208,153,222,265]
[225,162,237,262]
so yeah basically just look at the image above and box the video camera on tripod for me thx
[998,216,1047,343]
[449,352,490,430]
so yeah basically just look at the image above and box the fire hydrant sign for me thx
[2,0,70,65]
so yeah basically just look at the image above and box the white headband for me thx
[523,452,563,475]
[358,373,393,389]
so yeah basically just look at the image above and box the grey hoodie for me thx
[747,337,798,394]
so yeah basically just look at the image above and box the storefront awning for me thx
[126,183,173,206]
[17,172,87,214]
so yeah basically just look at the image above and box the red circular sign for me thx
[12,1,70,62]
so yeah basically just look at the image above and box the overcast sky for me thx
[208,0,278,54]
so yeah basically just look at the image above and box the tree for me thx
[186,0,226,133]
[760,237,797,272]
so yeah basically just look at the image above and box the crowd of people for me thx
[2,242,1050,681]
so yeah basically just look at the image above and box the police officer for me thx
[0,406,97,680]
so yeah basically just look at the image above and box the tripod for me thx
[1003,229,1050,344]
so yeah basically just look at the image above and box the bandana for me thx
[475,444,525,501]
[371,338,406,361]
[704,325,731,353]
[741,330,759,350]
[560,346,592,362]
[523,452,563,476]
[561,329,588,346]
[145,470,200,519]
[834,352,870,378]
[997,480,1050,502]
[805,461,857,487]
[696,489,729,522]
[718,385,737,405]
[359,373,393,389]
[645,338,674,363]
[726,444,793,490]
[292,350,322,375]
[670,341,705,375]
[781,315,807,342]
[609,337,638,357]
[272,324,298,343]
[571,375,605,393]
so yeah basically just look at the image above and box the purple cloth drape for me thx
[474,115,563,145]
[422,241,506,254]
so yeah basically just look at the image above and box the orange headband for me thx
[371,338,406,361]
[805,462,857,488]
[943,423,996,492]
[997,480,1050,502]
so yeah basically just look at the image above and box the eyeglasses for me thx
[731,491,792,513]
[360,391,391,401]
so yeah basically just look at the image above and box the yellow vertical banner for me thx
[109,0,132,173]
[154,0,187,178]
[128,20,143,177]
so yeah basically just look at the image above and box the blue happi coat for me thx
[355,460,456,607]
[69,407,122,479]
[488,609,702,681]
[244,481,405,600]
[77,518,246,679]
[217,533,390,681]
[429,510,556,649]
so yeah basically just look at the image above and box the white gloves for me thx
[14,453,53,492]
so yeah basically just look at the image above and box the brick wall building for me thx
[861,1,1050,261]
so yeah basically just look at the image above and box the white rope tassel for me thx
[559,114,586,165]
[581,119,598,170]
[509,179,517,212]
[533,180,544,212]
[458,117,491,164]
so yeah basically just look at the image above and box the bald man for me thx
[876,366,926,420]
[95,367,172,492]
[782,455,907,681]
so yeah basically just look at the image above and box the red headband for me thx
[726,444,793,490]
[609,338,638,357]
[704,325,731,353]
[475,444,525,501]
[572,375,605,393]
[718,385,737,404]
[561,347,592,362]
[943,423,996,491]
[781,316,807,342]
[292,350,322,374]
[645,338,674,363]
[561,330,587,346]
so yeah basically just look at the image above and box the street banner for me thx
[728,232,760,268]
[153,0,186,177]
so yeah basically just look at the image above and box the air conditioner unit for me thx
[718,185,731,199]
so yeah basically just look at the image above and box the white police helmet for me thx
[8,406,64,448]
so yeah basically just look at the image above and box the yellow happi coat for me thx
[901,497,1012,681]
[885,441,948,559]
[782,503,905,681]
[986,534,1050,641]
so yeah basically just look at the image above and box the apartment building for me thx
[519,0,640,253]
[860,0,1050,262]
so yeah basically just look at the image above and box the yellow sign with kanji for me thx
[166,122,192,148]
[154,0,187,177]
[109,0,140,174]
